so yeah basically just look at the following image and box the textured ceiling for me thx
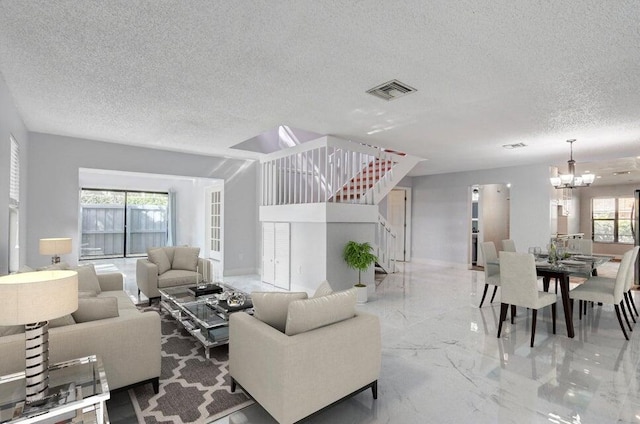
[0,0,639,178]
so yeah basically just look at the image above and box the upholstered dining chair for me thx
[501,239,516,252]
[479,241,500,308]
[497,251,557,347]
[569,248,635,340]
[589,246,640,324]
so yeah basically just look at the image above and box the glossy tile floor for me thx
[97,258,640,424]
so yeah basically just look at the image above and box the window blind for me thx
[9,135,19,206]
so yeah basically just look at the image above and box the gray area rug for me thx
[129,306,253,423]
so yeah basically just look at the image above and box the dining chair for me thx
[479,241,500,308]
[591,246,640,323]
[569,248,635,340]
[497,252,557,347]
[501,239,516,252]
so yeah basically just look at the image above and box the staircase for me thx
[332,156,396,203]
[260,136,420,274]
[375,213,397,274]
[261,136,420,207]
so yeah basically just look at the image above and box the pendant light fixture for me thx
[549,139,596,189]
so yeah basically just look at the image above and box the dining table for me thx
[488,254,612,339]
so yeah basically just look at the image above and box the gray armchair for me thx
[136,246,209,305]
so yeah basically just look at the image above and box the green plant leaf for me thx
[343,241,377,285]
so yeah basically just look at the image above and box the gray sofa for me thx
[136,246,208,305]
[229,287,381,424]
[0,270,161,392]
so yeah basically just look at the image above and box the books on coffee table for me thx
[188,283,223,297]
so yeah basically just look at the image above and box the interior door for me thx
[206,184,224,280]
[274,223,291,289]
[262,223,275,285]
[388,189,407,261]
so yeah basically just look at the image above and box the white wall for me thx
[290,222,327,293]
[26,132,258,273]
[411,164,553,265]
[326,223,375,292]
[0,75,29,274]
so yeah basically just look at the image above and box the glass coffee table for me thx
[159,283,253,359]
[0,355,109,424]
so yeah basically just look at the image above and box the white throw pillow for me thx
[312,280,333,298]
[148,248,171,275]
[0,325,24,336]
[285,288,357,336]
[172,247,200,272]
[49,314,76,328]
[72,297,119,323]
[74,264,102,294]
[252,292,308,333]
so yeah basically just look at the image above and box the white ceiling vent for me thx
[366,79,417,101]
[502,142,527,149]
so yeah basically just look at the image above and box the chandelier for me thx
[549,139,596,189]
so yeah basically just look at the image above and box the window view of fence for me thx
[80,190,169,259]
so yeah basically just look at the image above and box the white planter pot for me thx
[355,285,368,304]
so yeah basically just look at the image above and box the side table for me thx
[0,355,110,424]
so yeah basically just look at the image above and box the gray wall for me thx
[326,223,375,292]
[26,132,258,273]
[411,164,553,265]
[0,75,29,274]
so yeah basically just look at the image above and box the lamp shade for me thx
[582,173,595,185]
[39,238,72,256]
[0,271,78,325]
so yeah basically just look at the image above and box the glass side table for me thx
[0,355,110,424]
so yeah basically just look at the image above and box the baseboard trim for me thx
[223,268,258,276]
[410,257,469,270]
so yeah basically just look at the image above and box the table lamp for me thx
[39,238,72,264]
[0,270,78,404]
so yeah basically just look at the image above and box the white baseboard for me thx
[409,257,469,270]
[223,267,258,276]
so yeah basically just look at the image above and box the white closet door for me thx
[274,223,290,290]
[262,223,275,285]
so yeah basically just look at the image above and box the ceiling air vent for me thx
[502,142,527,149]
[366,79,417,101]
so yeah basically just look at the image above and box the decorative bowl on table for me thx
[227,292,246,307]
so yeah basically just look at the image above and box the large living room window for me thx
[592,197,634,243]
[80,189,169,259]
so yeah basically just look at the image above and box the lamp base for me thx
[51,255,60,264]
[25,321,49,404]
[14,382,77,421]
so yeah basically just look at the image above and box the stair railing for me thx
[375,213,397,273]
[261,136,406,206]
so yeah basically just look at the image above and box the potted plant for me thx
[343,241,377,303]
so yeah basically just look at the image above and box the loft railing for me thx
[375,213,397,273]
[261,136,405,206]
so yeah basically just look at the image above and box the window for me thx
[80,189,169,259]
[592,197,634,243]
[9,135,19,206]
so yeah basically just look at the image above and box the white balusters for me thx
[260,139,407,206]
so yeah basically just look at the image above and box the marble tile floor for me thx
[92,258,640,423]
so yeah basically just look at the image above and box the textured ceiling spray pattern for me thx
[0,0,638,176]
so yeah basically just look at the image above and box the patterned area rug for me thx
[129,307,253,424]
